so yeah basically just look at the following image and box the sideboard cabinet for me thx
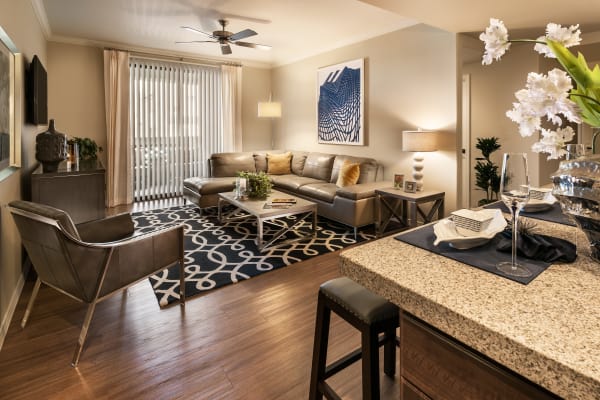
[31,160,105,224]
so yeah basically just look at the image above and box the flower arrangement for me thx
[480,18,600,159]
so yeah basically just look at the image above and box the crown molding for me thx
[30,0,51,38]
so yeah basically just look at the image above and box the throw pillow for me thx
[336,160,360,187]
[267,152,292,175]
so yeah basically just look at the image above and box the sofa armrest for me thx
[335,181,391,201]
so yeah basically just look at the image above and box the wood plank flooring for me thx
[0,199,399,399]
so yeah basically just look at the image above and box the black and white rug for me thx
[132,204,374,307]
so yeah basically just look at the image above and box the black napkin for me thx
[497,230,576,263]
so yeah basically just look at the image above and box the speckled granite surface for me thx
[340,217,600,400]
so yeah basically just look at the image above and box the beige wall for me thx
[241,66,272,151]
[272,24,459,212]
[47,42,107,166]
[0,0,46,347]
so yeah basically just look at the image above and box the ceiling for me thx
[35,0,600,68]
[35,0,417,67]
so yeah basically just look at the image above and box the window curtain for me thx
[129,59,241,201]
[221,64,243,152]
[103,49,132,207]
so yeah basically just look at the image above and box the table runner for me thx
[395,224,550,284]
[483,201,575,226]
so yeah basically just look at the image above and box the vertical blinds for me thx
[129,59,223,201]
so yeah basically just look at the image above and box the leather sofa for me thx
[183,150,387,234]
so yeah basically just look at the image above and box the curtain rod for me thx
[107,48,242,68]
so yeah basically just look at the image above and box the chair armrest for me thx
[76,213,135,243]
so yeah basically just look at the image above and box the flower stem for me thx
[569,93,600,107]
[593,130,600,154]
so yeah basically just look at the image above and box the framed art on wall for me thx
[317,58,364,145]
[0,25,22,173]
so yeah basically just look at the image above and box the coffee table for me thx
[217,190,318,252]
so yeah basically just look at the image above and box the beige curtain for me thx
[103,49,132,207]
[221,65,243,151]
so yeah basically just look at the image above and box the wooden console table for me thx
[375,188,444,236]
[31,160,105,224]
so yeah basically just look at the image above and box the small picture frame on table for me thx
[404,181,417,193]
[393,174,404,190]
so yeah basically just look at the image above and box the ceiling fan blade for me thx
[175,40,217,44]
[181,26,214,38]
[221,43,232,55]
[229,29,257,41]
[234,41,272,51]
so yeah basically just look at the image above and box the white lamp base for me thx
[412,152,424,191]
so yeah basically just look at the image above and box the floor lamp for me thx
[258,94,282,149]
[402,130,438,191]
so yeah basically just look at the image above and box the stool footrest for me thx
[324,333,390,379]
[318,381,343,400]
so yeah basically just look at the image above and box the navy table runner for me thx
[395,224,551,285]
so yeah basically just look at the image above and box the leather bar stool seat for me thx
[309,277,399,400]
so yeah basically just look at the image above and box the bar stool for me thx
[309,277,399,400]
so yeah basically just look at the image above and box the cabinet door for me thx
[32,172,105,223]
[401,313,559,400]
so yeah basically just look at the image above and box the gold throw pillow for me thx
[336,160,360,187]
[267,152,292,175]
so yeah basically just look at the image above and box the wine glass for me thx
[497,153,532,277]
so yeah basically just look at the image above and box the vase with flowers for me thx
[480,18,600,261]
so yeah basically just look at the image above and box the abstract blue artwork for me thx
[317,58,364,145]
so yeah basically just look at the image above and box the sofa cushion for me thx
[271,174,323,192]
[335,181,388,200]
[298,183,337,203]
[211,152,255,177]
[267,151,292,175]
[253,150,284,173]
[302,152,336,181]
[336,160,360,187]
[291,151,308,175]
[330,155,379,184]
[184,177,235,195]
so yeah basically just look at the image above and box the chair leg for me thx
[179,260,185,307]
[383,326,396,377]
[71,301,98,367]
[362,325,380,400]
[309,295,331,400]
[21,277,42,328]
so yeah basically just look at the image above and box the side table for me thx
[375,188,445,236]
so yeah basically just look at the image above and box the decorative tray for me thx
[433,209,507,250]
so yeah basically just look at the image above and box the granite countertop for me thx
[340,217,600,400]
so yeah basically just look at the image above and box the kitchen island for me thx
[339,218,600,399]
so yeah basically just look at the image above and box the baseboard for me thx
[0,260,30,352]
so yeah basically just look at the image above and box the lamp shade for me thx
[257,101,282,118]
[402,130,438,152]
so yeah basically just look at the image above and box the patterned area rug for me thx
[132,204,374,307]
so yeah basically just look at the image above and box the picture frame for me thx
[393,174,404,190]
[404,181,417,193]
[317,58,364,145]
[0,25,22,173]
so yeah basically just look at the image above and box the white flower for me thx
[534,23,582,57]
[531,126,576,159]
[479,18,510,65]
[506,69,581,139]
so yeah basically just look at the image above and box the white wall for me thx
[273,24,459,212]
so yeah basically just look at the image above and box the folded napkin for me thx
[497,230,576,263]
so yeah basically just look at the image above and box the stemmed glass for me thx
[497,153,532,277]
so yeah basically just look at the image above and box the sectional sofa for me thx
[183,150,387,235]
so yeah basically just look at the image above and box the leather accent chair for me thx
[8,200,186,367]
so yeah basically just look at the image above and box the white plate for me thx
[433,209,507,250]
[522,192,557,213]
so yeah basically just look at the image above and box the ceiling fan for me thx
[177,19,271,55]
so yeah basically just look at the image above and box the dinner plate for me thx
[433,209,507,250]
[522,192,557,213]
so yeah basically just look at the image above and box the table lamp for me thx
[402,129,438,191]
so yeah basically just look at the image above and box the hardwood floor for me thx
[0,199,400,399]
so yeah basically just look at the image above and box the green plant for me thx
[474,137,501,206]
[237,171,272,199]
[69,137,103,160]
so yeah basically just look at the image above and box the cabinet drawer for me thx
[402,377,432,400]
[401,313,558,400]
